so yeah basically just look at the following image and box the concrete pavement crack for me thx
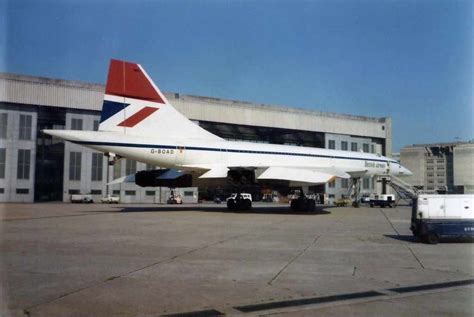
[378,208,401,236]
[268,234,321,285]
[379,208,425,269]
[23,233,244,312]
[407,246,425,269]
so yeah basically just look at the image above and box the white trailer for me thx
[411,194,474,244]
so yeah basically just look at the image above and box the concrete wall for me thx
[0,104,37,202]
[324,133,378,202]
[400,147,425,187]
[62,112,107,202]
[453,144,474,193]
[0,73,391,140]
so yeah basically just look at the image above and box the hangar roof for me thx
[0,72,390,139]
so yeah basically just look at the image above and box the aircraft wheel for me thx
[306,199,316,212]
[290,199,298,212]
[227,199,236,210]
[243,199,252,210]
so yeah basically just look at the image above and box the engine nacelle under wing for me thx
[135,169,193,188]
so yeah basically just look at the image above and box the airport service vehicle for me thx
[334,196,352,207]
[227,193,252,210]
[70,194,93,203]
[166,194,183,205]
[369,194,395,208]
[411,195,474,244]
[361,193,371,203]
[44,59,412,211]
[101,195,120,204]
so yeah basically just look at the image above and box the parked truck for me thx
[411,194,474,244]
[70,194,93,203]
[369,194,395,208]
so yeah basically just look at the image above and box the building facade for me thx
[400,142,474,194]
[0,72,392,203]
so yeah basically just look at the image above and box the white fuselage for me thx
[52,130,410,178]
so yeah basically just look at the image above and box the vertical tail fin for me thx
[99,59,222,141]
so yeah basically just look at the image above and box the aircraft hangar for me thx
[0,72,392,203]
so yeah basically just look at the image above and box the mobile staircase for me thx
[377,174,419,205]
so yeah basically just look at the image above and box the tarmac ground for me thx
[1,202,473,316]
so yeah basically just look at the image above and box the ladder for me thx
[377,175,418,204]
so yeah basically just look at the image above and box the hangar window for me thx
[93,120,99,131]
[91,153,103,181]
[71,118,83,130]
[0,148,5,179]
[328,179,335,188]
[351,142,358,152]
[363,178,370,189]
[184,191,194,197]
[0,113,7,139]
[113,160,122,179]
[113,190,120,195]
[145,191,155,196]
[68,189,80,194]
[363,144,369,153]
[16,188,29,194]
[0,188,4,194]
[371,144,375,153]
[17,149,31,180]
[146,164,155,170]
[341,179,349,188]
[19,114,32,140]
[125,190,136,196]
[69,152,81,181]
[341,141,348,151]
[91,190,102,195]
[126,159,137,175]
[328,140,336,149]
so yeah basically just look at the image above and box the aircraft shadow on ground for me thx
[118,204,331,216]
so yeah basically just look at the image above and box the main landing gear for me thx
[226,170,254,211]
[290,187,316,212]
[227,193,252,211]
[347,177,362,208]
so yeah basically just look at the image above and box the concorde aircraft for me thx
[44,59,412,211]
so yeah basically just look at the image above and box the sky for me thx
[1,0,472,152]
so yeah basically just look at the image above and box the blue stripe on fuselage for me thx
[73,140,395,163]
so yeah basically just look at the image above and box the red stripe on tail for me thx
[106,59,165,104]
[117,107,159,127]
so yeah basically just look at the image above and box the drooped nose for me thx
[399,166,413,176]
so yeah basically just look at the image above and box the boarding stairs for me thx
[377,174,419,205]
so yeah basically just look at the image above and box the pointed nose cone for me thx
[400,166,413,176]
